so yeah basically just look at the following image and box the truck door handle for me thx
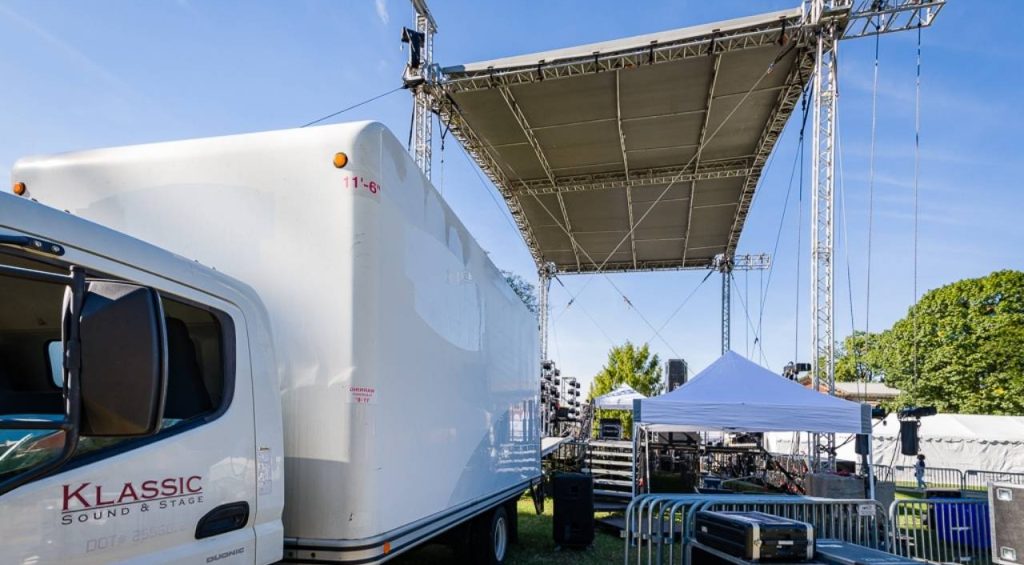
[195,502,250,539]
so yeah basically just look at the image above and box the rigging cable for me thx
[794,88,807,365]
[757,84,811,363]
[645,270,714,344]
[436,114,451,195]
[837,120,862,400]
[865,18,880,347]
[912,23,922,387]
[300,85,404,128]
[862,19,882,403]
[730,271,769,366]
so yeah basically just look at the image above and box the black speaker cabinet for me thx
[599,418,623,440]
[666,358,688,391]
[899,420,919,455]
[855,433,870,455]
[991,483,1024,564]
[552,472,594,548]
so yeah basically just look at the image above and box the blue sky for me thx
[2,1,1021,393]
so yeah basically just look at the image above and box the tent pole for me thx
[867,433,876,500]
[645,428,652,494]
[631,423,639,498]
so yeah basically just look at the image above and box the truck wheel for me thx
[471,506,510,565]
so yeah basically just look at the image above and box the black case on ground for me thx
[814,539,920,564]
[695,510,814,562]
[552,472,594,548]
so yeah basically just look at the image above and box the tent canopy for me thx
[635,351,871,434]
[593,383,647,410]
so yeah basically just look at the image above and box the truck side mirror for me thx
[76,281,167,437]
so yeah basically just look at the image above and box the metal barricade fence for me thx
[892,464,963,490]
[624,494,888,565]
[963,469,1024,492]
[544,439,589,473]
[890,498,992,564]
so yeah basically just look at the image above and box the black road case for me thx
[695,510,814,562]
[814,539,919,564]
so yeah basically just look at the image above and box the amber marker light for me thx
[382,542,391,555]
[12,182,26,196]
[333,152,349,168]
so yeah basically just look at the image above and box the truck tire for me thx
[470,505,510,565]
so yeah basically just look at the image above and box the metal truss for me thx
[809,0,840,469]
[714,253,772,355]
[432,90,547,267]
[410,0,437,179]
[509,158,753,196]
[441,13,804,94]
[538,262,556,362]
[560,259,715,275]
[840,0,945,40]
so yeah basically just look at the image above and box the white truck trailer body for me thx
[3,122,540,563]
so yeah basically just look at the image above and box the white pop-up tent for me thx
[631,351,875,498]
[593,383,647,410]
[635,351,872,434]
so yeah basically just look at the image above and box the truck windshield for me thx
[0,263,71,481]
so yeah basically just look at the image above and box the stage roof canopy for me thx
[434,8,814,273]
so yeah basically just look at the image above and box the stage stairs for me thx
[583,439,634,512]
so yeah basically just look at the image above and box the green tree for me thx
[834,270,1024,414]
[834,331,884,383]
[589,341,663,438]
[878,270,1024,415]
[502,270,538,315]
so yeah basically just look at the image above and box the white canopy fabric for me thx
[852,414,1024,473]
[593,384,646,410]
[635,351,872,434]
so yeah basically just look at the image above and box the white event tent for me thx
[634,351,872,434]
[842,413,1024,473]
[593,383,646,410]
[630,351,874,497]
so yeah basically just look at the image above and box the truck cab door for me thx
[0,245,258,564]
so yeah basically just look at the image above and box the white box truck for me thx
[0,122,541,564]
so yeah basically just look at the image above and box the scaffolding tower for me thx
[805,0,944,469]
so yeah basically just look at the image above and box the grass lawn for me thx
[391,496,623,565]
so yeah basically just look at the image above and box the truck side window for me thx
[161,299,224,422]
[0,253,231,484]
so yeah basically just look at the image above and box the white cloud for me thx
[375,0,390,25]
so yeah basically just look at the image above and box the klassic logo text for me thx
[62,476,202,512]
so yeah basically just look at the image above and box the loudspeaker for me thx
[991,483,1024,564]
[666,359,688,391]
[855,433,870,455]
[553,472,594,548]
[599,418,622,440]
[900,420,919,455]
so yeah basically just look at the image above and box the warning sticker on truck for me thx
[349,386,377,405]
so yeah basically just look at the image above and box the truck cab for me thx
[0,191,285,564]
